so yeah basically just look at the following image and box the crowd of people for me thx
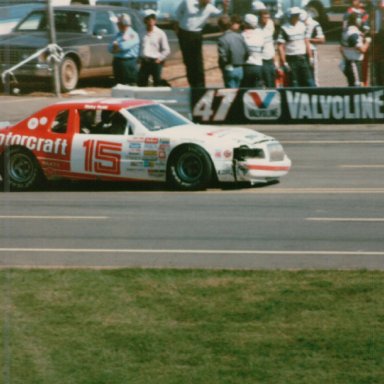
[108,0,377,89]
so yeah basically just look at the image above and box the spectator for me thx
[277,7,313,87]
[217,15,248,88]
[300,10,325,86]
[241,14,264,88]
[342,0,371,85]
[138,10,170,87]
[174,0,228,88]
[343,0,370,35]
[259,9,278,88]
[340,12,371,86]
[108,13,140,85]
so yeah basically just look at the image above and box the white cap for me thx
[288,7,302,17]
[252,0,266,11]
[143,9,157,19]
[118,13,131,26]
[244,13,258,28]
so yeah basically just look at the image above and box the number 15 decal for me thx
[83,140,122,175]
[193,89,238,122]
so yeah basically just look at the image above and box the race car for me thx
[0,98,291,191]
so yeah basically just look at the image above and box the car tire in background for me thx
[0,146,45,191]
[59,56,79,92]
[167,145,213,191]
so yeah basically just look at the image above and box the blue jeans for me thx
[223,66,243,88]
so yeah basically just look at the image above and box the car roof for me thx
[54,98,155,110]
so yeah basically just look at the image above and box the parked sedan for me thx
[0,4,44,35]
[0,5,145,92]
[0,98,291,191]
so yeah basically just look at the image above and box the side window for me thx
[93,12,114,35]
[78,110,128,135]
[51,110,69,133]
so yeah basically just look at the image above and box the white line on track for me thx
[307,218,384,222]
[0,248,383,256]
[283,140,384,144]
[339,165,384,169]
[0,216,108,220]
[214,188,384,194]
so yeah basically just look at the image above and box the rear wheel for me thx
[0,147,44,191]
[60,57,79,92]
[167,145,213,191]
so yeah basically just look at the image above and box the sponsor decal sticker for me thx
[243,90,281,120]
[286,90,384,120]
[0,133,67,155]
[27,118,39,130]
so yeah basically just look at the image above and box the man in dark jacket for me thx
[217,15,249,88]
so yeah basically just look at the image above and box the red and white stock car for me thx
[0,98,291,191]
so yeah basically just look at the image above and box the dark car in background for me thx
[0,5,145,92]
[0,3,44,35]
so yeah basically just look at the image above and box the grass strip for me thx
[1,269,383,384]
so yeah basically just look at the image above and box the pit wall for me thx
[112,85,384,124]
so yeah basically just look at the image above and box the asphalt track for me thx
[0,96,383,269]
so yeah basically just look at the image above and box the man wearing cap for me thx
[174,0,228,88]
[277,7,313,87]
[241,14,264,88]
[108,13,140,85]
[138,10,170,86]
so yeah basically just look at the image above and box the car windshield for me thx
[15,10,90,33]
[127,104,190,131]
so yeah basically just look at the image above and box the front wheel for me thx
[167,145,213,191]
[0,147,44,191]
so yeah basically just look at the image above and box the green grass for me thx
[1,270,383,384]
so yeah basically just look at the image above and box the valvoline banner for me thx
[191,87,384,124]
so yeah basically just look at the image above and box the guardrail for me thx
[112,85,384,124]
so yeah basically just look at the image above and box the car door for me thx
[88,10,116,71]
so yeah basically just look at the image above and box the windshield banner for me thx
[191,87,384,124]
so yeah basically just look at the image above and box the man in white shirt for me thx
[241,13,264,88]
[259,9,277,88]
[277,7,313,87]
[174,0,228,88]
[138,10,171,86]
[300,10,325,86]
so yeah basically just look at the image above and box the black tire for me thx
[167,145,213,191]
[0,147,44,191]
[60,57,79,92]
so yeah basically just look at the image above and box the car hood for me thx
[0,32,88,48]
[163,124,273,146]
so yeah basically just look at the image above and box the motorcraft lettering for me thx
[0,133,68,155]
[286,90,384,120]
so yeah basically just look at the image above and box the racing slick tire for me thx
[167,145,213,191]
[0,147,45,191]
[60,57,79,92]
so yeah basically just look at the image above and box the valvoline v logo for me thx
[243,90,281,120]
